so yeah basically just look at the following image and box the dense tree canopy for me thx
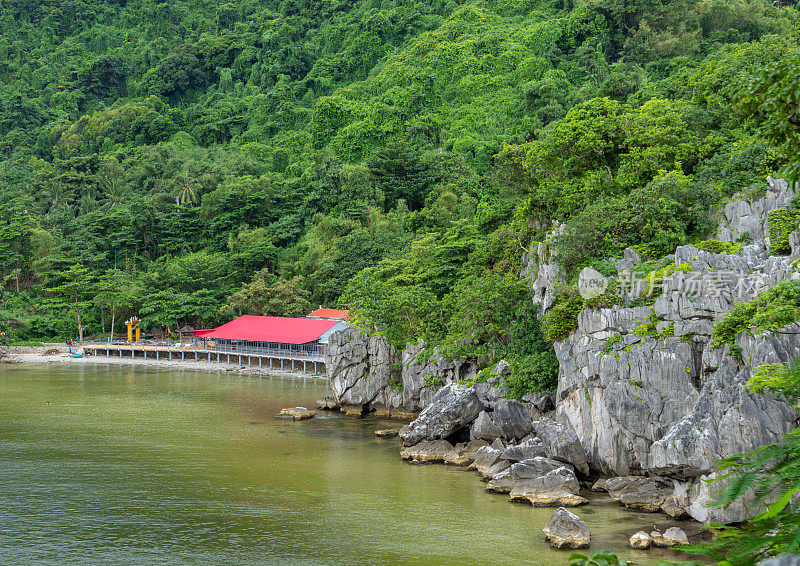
[1,0,798,394]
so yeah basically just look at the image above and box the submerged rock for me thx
[375,428,398,437]
[543,507,591,549]
[277,407,316,420]
[653,527,688,547]
[402,384,484,446]
[400,440,454,464]
[629,531,651,549]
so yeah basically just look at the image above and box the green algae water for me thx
[0,364,691,565]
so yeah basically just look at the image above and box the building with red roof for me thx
[196,315,348,359]
[306,308,349,320]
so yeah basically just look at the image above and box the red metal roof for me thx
[196,315,338,344]
[307,308,349,319]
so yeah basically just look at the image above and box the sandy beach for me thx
[3,346,325,380]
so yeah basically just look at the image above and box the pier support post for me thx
[281,359,283,371]
[292,359,295,372]
[144,350,147,360]
[259,357,262,369]
[181,351,184,361]
[156,350,159,360]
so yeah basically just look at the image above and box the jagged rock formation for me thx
[401,384,483,446]
[521,223,566,316]
[542,177,799,522]
[326,330,476,416]
[326,177,800,525]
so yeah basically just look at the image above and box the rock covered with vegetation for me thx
[542,178,800,523]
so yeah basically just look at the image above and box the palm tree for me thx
[78,195,99,216]
[42,182,69,215]
[172,177,199,205]
[99,175,127,210]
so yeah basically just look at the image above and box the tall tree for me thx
[46,264,93,343]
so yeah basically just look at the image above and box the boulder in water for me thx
[543,507,591,549]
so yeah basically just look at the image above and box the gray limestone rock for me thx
[481,458,511,480]
[470,410,503,441]
[473,360,510,409]
[760,556,800,566]
[648,331,799,481]
[603,476,675,513]
[493,398,534,441]
[629,531,651,549]
[522,223,567,316]
[500,438,547,462]
[402,384,484,446]
[509,466,587,507]
[469,446,502,475]
[533,418,589,475]
[651,527,688,547]
[443,439,488,466]
[543,508,591,549]
[400,440,454,464]
[624,248,642,265]
[486,457,568,493]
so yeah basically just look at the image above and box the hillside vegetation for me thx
[1,0,798,394]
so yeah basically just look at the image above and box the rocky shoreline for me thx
[316,385,699,552]
[320,177,800,546]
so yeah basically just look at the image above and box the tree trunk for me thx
[110,300,116,344]
[75,291,83,344]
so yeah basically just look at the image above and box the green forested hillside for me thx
[1,0,798,394]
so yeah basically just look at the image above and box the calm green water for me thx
[0,364,691,565]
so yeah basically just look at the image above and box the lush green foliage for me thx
[712,279,800,348]
[567,551,629,566]
[1,0,798,396]
[767,204,800,255]
[541,289,584,341]
[731,47,800,182]
[694,239,743,255]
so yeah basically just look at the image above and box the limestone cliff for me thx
[326,177,800,524]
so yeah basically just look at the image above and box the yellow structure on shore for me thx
[125,318,141,343]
